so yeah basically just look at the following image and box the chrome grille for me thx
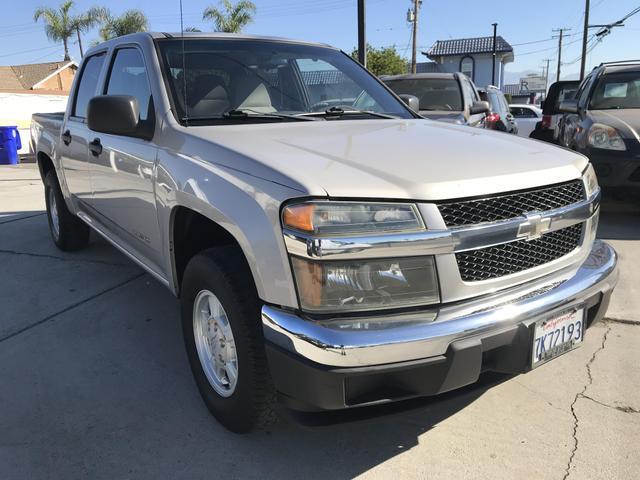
[456,223,583,282]
[438,180,585,227]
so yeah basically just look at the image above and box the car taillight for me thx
[485,113,500,129]
[541,114,552,129]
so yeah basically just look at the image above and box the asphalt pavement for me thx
[1,164,638,480]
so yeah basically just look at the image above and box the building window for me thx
[460,56,474,81]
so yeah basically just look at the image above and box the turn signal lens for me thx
[282,204,316,232]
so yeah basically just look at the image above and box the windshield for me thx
[590,71,640,110]
[383,78,462,111]
[156,39,413,123]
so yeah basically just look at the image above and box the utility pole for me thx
[542,58,552,92]
[357,0,366,67]
[409,0,421,74]
[552,28,570,82]
[580,0,590,80]
[491,23,498,85]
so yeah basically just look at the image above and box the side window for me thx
[73,53,106,119]
[105,48,152,122]
[460,56,474,80]
[576,75,596,108]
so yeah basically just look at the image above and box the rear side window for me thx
[511,107,537,118]
[73,53,106,118]
[105,48,152,122]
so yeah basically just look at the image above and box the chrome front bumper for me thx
[262,240,618,368]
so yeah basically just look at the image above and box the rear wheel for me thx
[44,170,90,251]
[180,246,276,433]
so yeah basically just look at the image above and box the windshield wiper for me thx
[297,107,398,119]
[222,109,318,121]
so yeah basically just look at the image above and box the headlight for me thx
[291,256,439,313]
[587,123,626,151]
[583,163,599,197]
[282,201,439,313]
[282,201,424,235]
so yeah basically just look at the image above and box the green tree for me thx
[33,1,76,61]
[71,7,103,57]
[97,9,149,41]
[351,45,408,77]
[203,0,256,33]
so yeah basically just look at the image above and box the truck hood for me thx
[185,119,588,200]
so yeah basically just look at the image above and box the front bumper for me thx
[586,147,640,190]
[262,240,618,411]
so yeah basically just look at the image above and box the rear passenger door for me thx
[88,46,163,270]
[60,52,106,203]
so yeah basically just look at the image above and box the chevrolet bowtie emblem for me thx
[517,212,552,241]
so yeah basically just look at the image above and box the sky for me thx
[1,0,639,84]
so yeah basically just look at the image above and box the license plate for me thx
[531,308,585,367]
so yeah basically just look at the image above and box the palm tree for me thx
[97,9,149,41]
[202,0,256,33]
[33,1,76,61]
[34,1,103,60]
[71,7,103,57]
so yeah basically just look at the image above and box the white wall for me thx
[0,92,68,154]
[434,54,509,89]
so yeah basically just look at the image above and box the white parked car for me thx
[510,104,542,138]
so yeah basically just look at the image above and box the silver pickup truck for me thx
[31,33,618,433]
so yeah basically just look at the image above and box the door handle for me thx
[61,130,72,146]
[89,138,103,156]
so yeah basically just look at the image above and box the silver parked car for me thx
[381,72,489,126]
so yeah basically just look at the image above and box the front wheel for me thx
[180,246,276,433]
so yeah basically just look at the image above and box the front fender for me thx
[156,150,305,309]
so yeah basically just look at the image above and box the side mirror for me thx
[559,99,579,114]
[470,100,490,115]
[87,95,149,139]
[398,94,420,113]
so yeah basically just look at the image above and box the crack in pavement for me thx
[0,213,46,225]
[580,393,640,414]
[562,324,612,480]
[0,248,132,267]
[0,273,145,344]
[604,317,640,326]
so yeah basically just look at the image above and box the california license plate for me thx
[531,308,585,367]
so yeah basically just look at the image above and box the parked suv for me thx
[381,73,489,126]
[479,86,518,134]
[559,61,640,194]
[530,80,579,143]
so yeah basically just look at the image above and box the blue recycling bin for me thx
[0,126,21,165]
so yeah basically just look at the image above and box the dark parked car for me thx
[478,86,518,134]
[530,80,580,143]
[381,73,489,126]
[559,61,640,194]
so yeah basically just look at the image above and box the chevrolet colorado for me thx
[31,33,618,433]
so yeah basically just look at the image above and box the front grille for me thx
[438,180,586,227]
[456,223,584,282]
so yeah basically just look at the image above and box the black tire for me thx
[44,170,90,251]
[180,246,276,433]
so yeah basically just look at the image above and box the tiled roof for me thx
[0,61,76,90]
[0,66,23,90]
[426,36,513,57]
[503,84,522,95]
